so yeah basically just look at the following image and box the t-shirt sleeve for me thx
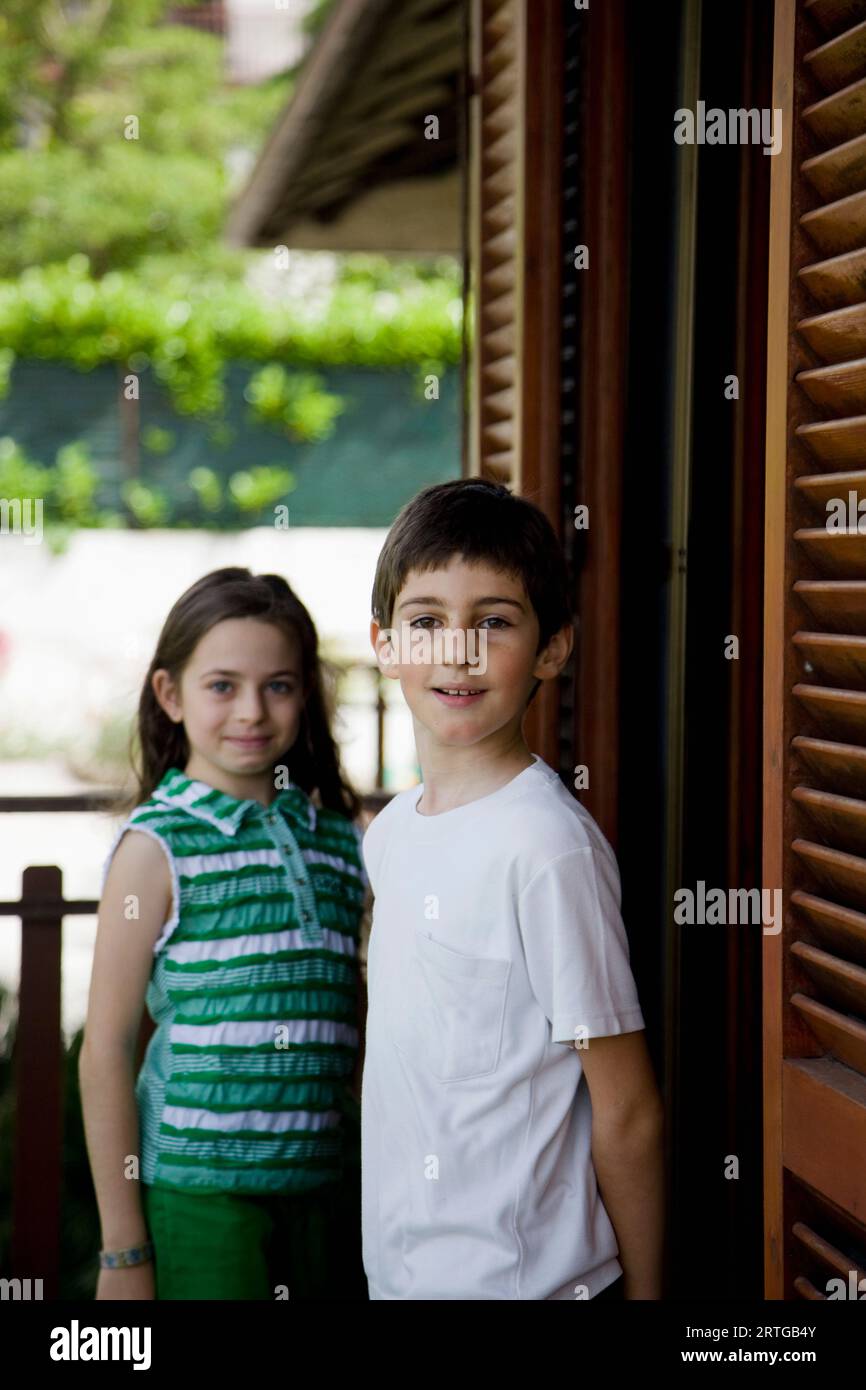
[517,845,645,1043]
[350,820,371,895]
[361,811,384,896]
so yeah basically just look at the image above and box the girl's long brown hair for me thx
[126,567,361,821]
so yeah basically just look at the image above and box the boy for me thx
[360,479,664,1300]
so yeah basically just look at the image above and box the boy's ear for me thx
[532,621,575,682]
[370,618,400,682]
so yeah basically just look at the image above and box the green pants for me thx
[142,1176,367,1301]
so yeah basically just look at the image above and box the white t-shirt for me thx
[360,753,646,1301]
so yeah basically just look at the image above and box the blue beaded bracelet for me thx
[99,1241,154,1269]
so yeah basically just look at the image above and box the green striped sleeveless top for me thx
[101,766,368,1195]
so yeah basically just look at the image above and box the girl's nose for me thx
[237,688,266,721]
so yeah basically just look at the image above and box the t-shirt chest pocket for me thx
[393,928,511,1082]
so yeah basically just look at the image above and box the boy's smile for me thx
[431,685,487,707]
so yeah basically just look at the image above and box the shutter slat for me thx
[791,886,866,963]
[793,630,866,680]
[793,837,866,908]
[793,681,866,738]
[483,97,517,142]
[798,302,866,359]
[791,993,866,1070]
[798,246,866,308]
[802,130,866,200]
[801,187,866,254]
[792,784,866,850]
[482,128,517,172]
[805,0,866,39]
[481,321,515,361]
[794,467,866,507]
[482,420,513,452]
[803,76,866,146]
[481,287,516,330]
[791,941,866,1014]
[482,194,517,238]
[804,19,866,92]
[480,354,514,393]
[792,1218,866,1284]
[796,355,866,409]
[796,412,866,461]
[795,579,866,631]
[483,452,515,482]
[481,384,515,423]
[794,526,866,573]
[481,258,516,298]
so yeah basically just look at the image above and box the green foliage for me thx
[187,465,222,513]
[0,145,227,279]
[121,478,170,527]
[141,425,175,455]
[0,255,462,421]
[228,465,295,514]
[52,442,101,523]
[243,365,345,442]
[0,0,465,537]
[0,435,101,528]
[0,430,307,531]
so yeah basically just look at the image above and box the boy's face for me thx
[370,555,573,751]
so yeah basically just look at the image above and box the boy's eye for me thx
[408,616,510,630]
[209,680,231,693]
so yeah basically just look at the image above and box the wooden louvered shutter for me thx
[765,0,866,1301]
[465,0,565,764]
[468,0,521,482]
[466,0,563,491]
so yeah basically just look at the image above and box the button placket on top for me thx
[260,807,323,947]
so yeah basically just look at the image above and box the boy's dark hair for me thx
[371,479,573,707]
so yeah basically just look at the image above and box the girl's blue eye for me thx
[208,679,296,694]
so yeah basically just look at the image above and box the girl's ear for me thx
[151,668,183,723]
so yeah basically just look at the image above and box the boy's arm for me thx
[579,1030,665,1299]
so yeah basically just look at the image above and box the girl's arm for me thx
[79,829,172,1299]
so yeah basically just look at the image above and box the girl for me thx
[79,567,371,1300]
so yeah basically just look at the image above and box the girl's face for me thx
[153,618,306,797]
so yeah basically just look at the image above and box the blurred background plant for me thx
[0,0,461,534]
